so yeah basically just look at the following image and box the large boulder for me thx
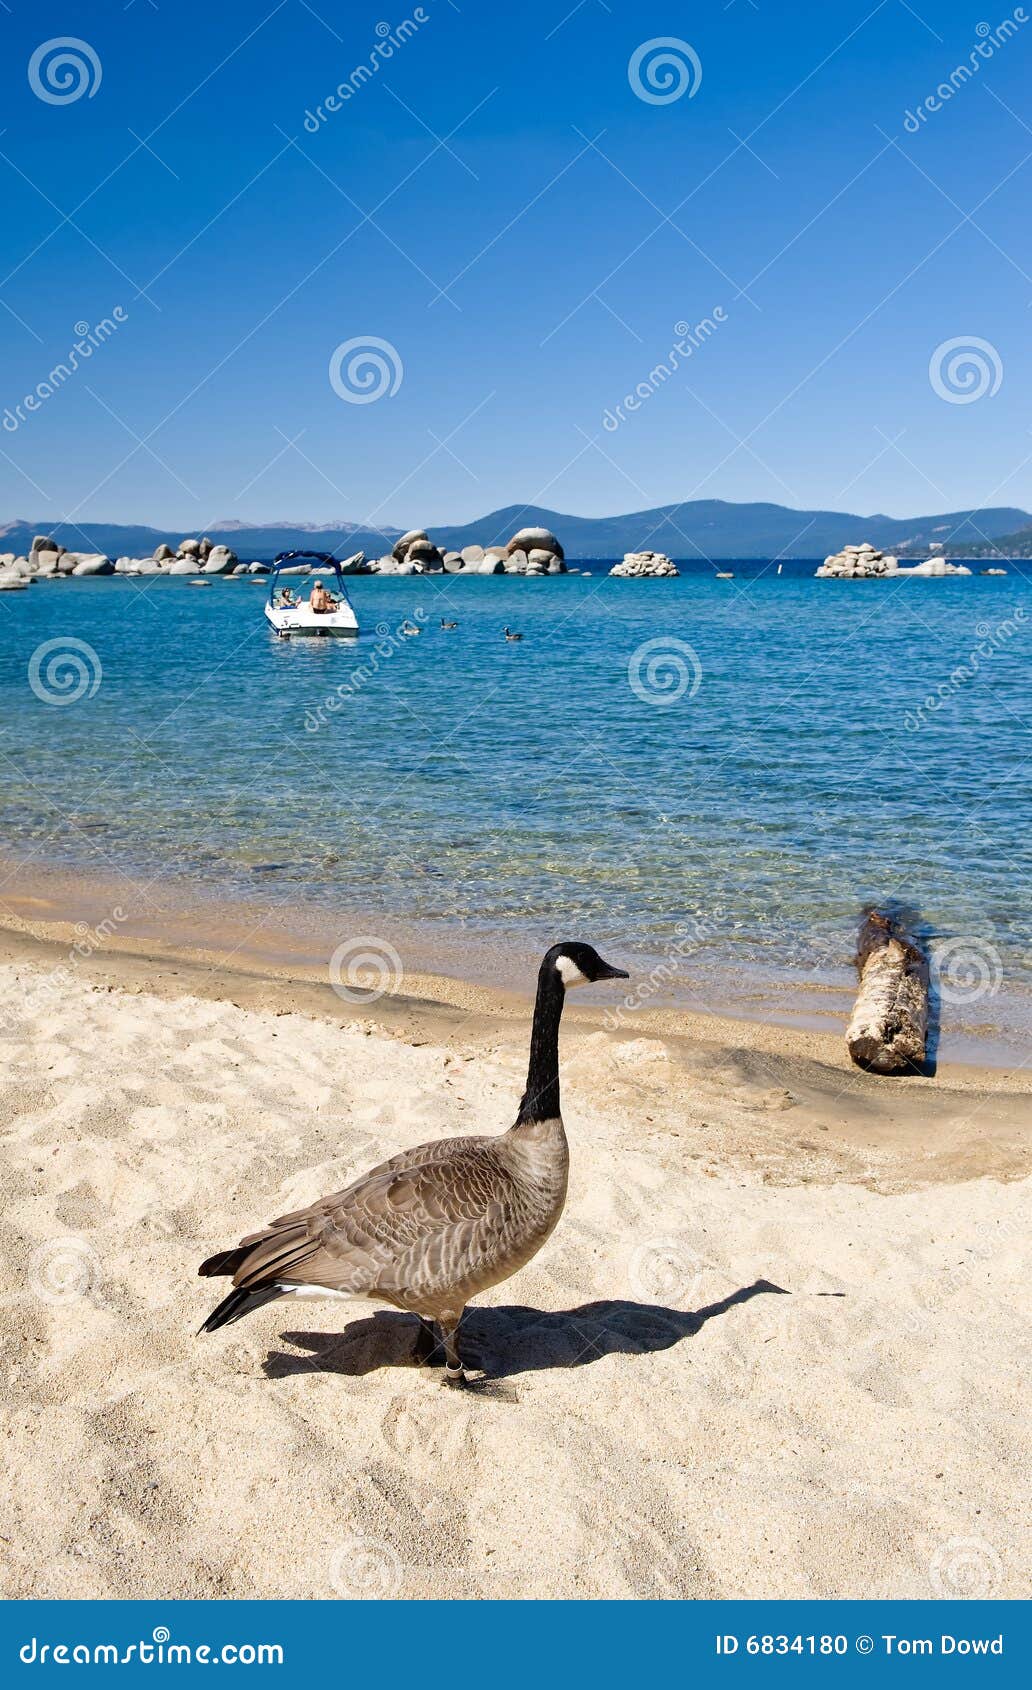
[392,528,428,563]
[31,534,59,555]
[34,548,61,572]
[507,526,564,561]
[72,554,115,576]
[477,555,506,573]
[405,537,443,569]
[461,544,485,565]
[442,551,463,571]
[177,538,201,558]
[153,543,175,561]
[529,548,567,573]
[168,557,201,575]
[202,544,238,574]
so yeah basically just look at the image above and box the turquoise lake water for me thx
[0,564,1028,1051]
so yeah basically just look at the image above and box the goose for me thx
[440,618,458,629]
[503,626,523,642]
[400,620,420,637]
[198,941,628,1384]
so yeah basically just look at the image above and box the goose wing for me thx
[202,1139,513,1306]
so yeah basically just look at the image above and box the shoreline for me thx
[1,887,1029,1198]
[0,851,1026,1072]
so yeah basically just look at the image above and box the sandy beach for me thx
[0,912,1028,1602]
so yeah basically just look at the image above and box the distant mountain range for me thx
[3,500,1029,561]
[956,527,1032,559]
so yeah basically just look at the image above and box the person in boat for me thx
[309,579,337,614]
[278,587,298,608]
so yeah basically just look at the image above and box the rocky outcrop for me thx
[507,526,564,560]
[817,543,971,579]
[609,551,679,578]
[504,527,566,574]
[202,545,238,574]
[71,554,115,576]
[905,556,972,577]
[816,542,898,578]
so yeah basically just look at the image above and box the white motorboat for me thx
[264,550,360,638]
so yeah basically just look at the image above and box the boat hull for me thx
[264,603,359,638]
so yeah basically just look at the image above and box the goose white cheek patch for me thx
[556,956,589,988]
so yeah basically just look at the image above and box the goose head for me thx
[544,941,629,990]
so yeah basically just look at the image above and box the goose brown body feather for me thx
[203,1119,568,1322]
[199,942,627,1360]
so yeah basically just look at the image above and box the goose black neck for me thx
[516,964,565,1125]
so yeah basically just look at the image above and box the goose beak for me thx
[595,958,629,981]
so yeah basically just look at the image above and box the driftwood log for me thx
[846,911,929,1073]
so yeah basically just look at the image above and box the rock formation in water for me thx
[608,551,679,577]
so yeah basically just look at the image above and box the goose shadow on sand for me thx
[263,1278,789,1384]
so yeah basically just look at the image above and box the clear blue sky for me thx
[2,0,1030,529]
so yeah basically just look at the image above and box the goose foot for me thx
[413,1317,442,1367]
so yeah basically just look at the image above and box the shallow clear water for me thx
[0,564,1029,1044]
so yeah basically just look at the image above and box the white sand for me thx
[0,941,1028,1600]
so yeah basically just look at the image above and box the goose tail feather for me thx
[198,1282,288,1334]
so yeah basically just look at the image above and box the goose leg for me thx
[439,1310,467,1386]
[413,1316,441,1366]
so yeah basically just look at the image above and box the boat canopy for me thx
[267,550,361,598]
